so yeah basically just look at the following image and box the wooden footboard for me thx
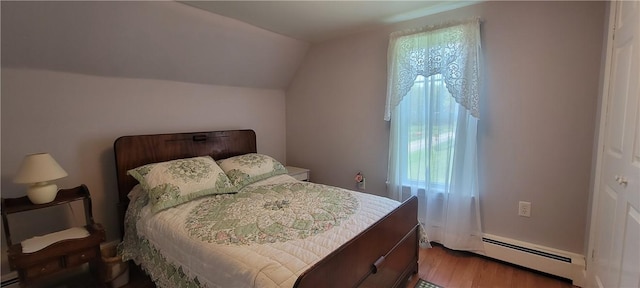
[294,196,419,288]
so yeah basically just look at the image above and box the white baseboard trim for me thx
[477,234,586,287]
[100,239,121,249]
[1,271,18,288]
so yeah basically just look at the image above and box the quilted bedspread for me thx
[120,175,402,288]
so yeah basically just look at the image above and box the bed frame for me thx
[114,129,419,288]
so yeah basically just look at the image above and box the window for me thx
[385,18,484,251]
[399,74,458,191]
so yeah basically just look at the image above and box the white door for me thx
[589,1,640,288]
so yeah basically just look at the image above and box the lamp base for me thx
[26,183,59,204]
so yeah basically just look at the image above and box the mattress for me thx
[119,174,404,288]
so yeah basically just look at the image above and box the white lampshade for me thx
[14,153,68,204]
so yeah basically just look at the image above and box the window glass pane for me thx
[400,74,458,190]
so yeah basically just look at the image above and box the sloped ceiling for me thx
[182,1,478,43]
[1,1,308,89]
[1,1,477,89]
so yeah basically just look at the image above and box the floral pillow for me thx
[216,153,287,189]
[127,156,235,213]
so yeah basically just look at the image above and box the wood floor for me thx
[406,243,576,288]
[81,243,576,288]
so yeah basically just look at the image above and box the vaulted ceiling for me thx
[1,1,476,89]
[181,1,478,43]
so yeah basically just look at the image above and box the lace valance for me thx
[385,18,481,121]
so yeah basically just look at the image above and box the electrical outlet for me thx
[518,201,531,217]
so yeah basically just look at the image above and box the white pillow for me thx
[217,153,287,189]
[128,156,235,213]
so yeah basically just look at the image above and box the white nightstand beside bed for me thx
[286,166,310,181]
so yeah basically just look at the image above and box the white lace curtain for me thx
[386,18,484,252]
[385,18,481,121]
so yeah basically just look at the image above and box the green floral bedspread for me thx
[119,180,361,287]
[185,182,358,245]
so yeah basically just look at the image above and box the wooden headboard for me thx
[113,129,257,236]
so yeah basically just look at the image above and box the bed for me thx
[114,129,420,287]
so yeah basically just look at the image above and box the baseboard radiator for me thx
[478,234,586,287]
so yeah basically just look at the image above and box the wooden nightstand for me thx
[286,166,310,181]
[1,185,106,287]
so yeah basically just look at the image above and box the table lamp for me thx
[13,153,68,204]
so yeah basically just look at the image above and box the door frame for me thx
[585,1,617,285]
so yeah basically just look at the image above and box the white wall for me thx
[0,68,286,275]
[286,1,606,254]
